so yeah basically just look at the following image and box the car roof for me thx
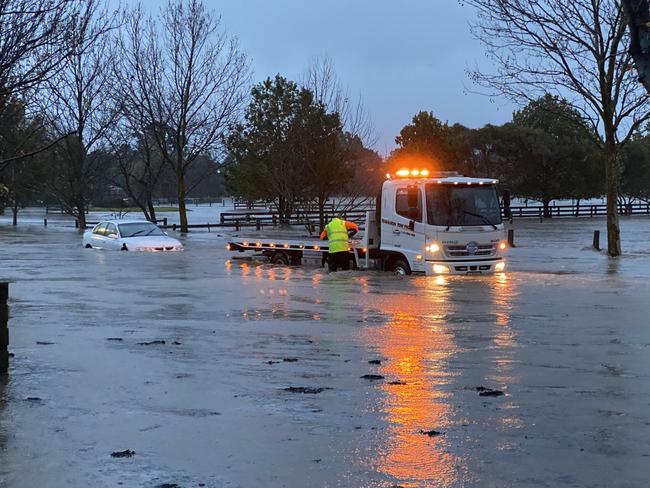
[97,220,158,225]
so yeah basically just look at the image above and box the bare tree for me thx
[38,0,119,229]
[0,0,84,98]
[302,54,375,146]
[301,55,379,225]
[466,0,650,256]
[115,1,249,233]
[0,0,91,167]
[622,0,650,93]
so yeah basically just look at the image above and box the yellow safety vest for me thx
[325,218,349,253]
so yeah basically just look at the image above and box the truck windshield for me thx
[425,184,502,227]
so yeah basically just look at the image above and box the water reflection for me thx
[362,274,518,487]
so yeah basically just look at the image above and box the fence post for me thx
[507,229,516,248]
[1,282,9,374]
[43,218,47,227]
[256,219,261,231]
[163,217,168,227]
[593,230,600,251]
[235,220,240,232]
[75,219,79,229]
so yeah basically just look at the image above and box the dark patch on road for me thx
[360,374,384,380]
[110,449,135,458]
[36,341,55,345]
[368,359,382,365]
[137,340,166,346]
[284,387,331,394]
[479,389,504,397]
[283,357,298,362]
[420,429,444,437]
[388,380,407,385]
[106,337,123,341]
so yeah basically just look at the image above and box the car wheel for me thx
[389,258,411,276]
[270,252,289,265]
[121,243,128,251]
[85,244,92,249]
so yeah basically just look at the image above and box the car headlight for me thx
[495,261,506,272]
[433,264,450,274]
[425,243,440,253]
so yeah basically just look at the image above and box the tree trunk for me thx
[147,193,156,223]
[177,168,188,233]
[11,200,18,226]
[604,139,621,256]
[77,200,87,231]
[542,199,552,218]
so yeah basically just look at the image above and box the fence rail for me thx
[507,202,650,219]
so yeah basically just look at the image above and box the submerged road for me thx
[0,217,649,487]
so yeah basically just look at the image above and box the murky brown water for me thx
[1,218,650,487]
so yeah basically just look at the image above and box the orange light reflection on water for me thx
[361,274,518,487]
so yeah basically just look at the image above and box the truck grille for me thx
[444,243,495,257]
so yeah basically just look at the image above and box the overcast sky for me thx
[137,0,516,154]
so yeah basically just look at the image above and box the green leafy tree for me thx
[620,129,650,200]
[504,95,602,216]
[226,75,354,227]
[0,97,47,225]
[390,111,457,170]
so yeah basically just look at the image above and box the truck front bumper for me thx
[425,258,505,275]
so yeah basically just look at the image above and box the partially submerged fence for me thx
[507,202,650,219]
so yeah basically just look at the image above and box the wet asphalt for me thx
[1,216,650,487]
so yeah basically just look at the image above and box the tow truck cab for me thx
[366,172,507,275]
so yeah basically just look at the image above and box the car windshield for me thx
[118,222,165,238]
[425,184,502,227]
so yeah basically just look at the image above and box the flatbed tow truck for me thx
[227,169,507,275]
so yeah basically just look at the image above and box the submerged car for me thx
[82,220,183,252]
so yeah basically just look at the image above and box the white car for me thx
[82,220,183,252]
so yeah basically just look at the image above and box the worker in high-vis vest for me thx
[320,217,359,271]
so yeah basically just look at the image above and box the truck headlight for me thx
[499,241,507,251]
[495,261,505,272]
[426,243,440,253]
[433,264,450,274]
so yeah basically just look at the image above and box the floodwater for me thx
[0,217,650,487]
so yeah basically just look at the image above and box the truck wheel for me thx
[270,252,289,265]
[389,258,411,276]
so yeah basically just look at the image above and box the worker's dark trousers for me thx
[328,251,350,272]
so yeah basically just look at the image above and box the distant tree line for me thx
[390,95,650,218]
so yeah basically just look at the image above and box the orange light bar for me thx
[393,168,433,179]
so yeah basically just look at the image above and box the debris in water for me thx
[36,341,55,345]
[312,459,322,463]
[172,341,182,345]
[110,449,135,458]
[156,484,180,488]
[475,386,487,391]
[266,360,280,364]
[368,359,381,365]
[360,374,384,380]
[479,389,504,397]
[388,380,407,385]
[137,340,166,346]
[283,357,298,362]
[283,387,330,394]
[24,397,43,403]
[106,337,123,341]
[420,429,444,437]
